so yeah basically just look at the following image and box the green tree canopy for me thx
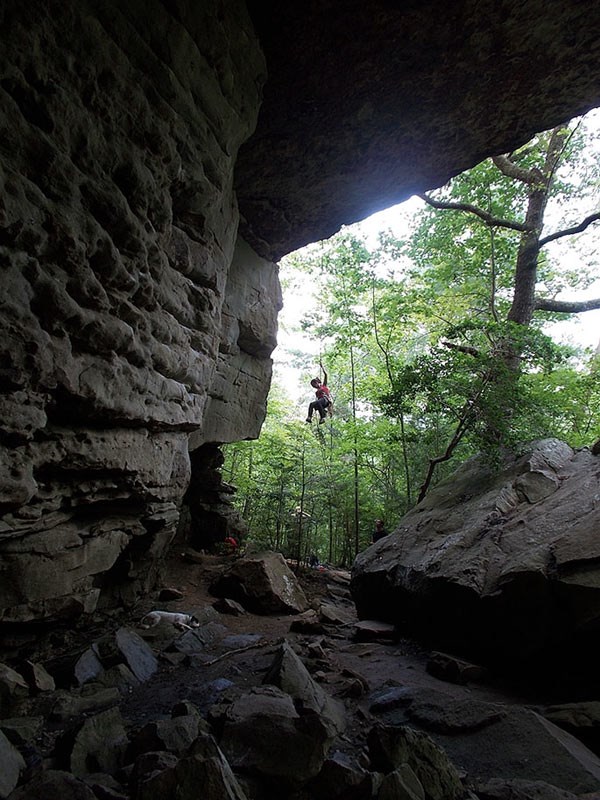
[224,111,600,560]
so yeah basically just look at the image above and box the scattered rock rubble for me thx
[1,551,600,799]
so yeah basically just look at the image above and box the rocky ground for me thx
[2,549,600,799]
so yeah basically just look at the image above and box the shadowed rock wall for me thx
[0,0,274,621]
[238,0,600,260]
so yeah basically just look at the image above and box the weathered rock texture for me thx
[182,443,249,552]
[2,0,600,627]
[209,551,309,615]
[351,440,600,685]
[0,0,275,623]
[370,688,600,796]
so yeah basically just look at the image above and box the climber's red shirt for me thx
[315,384,330,401]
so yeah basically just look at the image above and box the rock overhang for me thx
[236,0,600,261]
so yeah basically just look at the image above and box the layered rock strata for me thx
[0,0,276,622]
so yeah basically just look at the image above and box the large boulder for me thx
[209,552,308,614]
[263,640,346,738]
[216,686,333,785]
[57,707,128,777]
[75,627,158,687]
[351,440,600,680]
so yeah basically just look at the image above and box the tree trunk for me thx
[350,344,360,556]
[507,188,546,327]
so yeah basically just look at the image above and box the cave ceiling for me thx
[235,0,600,262]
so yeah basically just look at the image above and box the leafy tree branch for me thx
[417,192,530,232]
[538,210,600,247]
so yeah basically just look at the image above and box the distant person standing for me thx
[372,519,388,543]
[223,534,239,555]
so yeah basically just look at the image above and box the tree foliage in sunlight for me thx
[223,111,600,562]
[381,113,600,494]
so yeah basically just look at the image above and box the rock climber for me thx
[306,365,331,424]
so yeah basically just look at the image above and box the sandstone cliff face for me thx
[0,0,276,622]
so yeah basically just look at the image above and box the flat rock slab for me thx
[353,620,397,642]
[158,588,184,601]
[189,678,235,715]
[0,728,25,797]
[426,651,486,685]
[213,597,246,615]
[319,602,354,625]
[380,690,600,795]
[7,770,97,800]
[172,622,228,655]
[51,688,121,722]
[0,715,43,746]
[472,777,579,799]
[115,629,158,683]
[219,633,263,650]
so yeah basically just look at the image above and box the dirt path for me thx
[118,551,535,731]
[10,548,597,799]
